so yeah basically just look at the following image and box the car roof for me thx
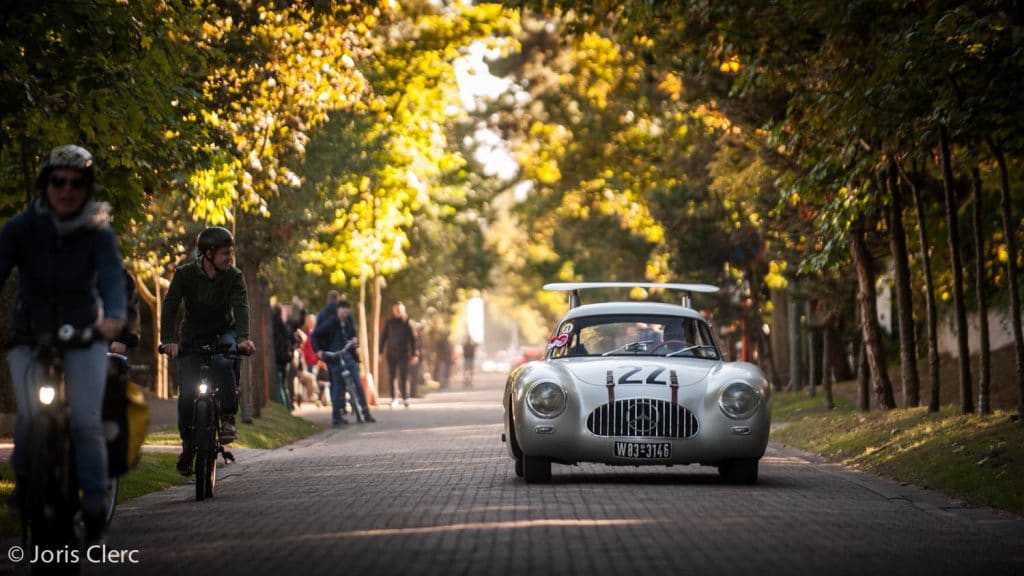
[559,301,705,322]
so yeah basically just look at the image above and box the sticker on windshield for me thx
[560,323,574,335]
[547,333,569,350]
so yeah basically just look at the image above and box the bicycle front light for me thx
[39,385,56,406]
[198,381,210,395]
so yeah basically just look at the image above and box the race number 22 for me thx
[616,366,667,385]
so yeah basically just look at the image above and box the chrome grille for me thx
[586,398,698,438]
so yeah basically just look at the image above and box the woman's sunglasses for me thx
[49,175,87,190]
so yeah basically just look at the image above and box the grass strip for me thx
[771,390,1024,515]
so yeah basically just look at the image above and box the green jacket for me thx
[160,256,250,343]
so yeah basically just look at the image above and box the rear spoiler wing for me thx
[543,282,719,309]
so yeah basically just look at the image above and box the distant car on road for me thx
[481,354,511,374]
[502,282,771,484]
[510,346,544,370]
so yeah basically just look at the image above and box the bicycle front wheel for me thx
[193,400,212,501]
[26,412,79,570]
[104,476,119,525]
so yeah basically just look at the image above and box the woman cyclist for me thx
[0,144,127,542]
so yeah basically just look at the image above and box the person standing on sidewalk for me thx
[379,301,419,408]
[300,313,323,405]
[271,304,294,411]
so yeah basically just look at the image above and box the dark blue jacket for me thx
[0,198,126,343]
[312,303,357,363]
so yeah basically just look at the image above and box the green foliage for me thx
[299,1,518,314]
[0,0,216,224]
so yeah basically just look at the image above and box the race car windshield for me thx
[547,314,721,360]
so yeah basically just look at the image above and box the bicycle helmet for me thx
[35,144,96,193]
[196,226,234,259]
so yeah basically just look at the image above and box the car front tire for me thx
[523,455,551,483]
[718,458,758,484]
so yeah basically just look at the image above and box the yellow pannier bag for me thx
[103,357,151,476]
[123,380,150,469]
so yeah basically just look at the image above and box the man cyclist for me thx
[160,226,255,475]
[0,144,126,541]
[312,298,375,425]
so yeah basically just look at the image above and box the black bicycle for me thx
[321,340,359,413]
[160,341,250,501]
[20,325,119,572]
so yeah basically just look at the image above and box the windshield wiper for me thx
[665,344,719,358]
[601,339,654,356]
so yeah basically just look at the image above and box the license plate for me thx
[613,441,671,459]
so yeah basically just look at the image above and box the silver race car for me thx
[503,282,771,484]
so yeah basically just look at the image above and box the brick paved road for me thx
[5,372,1023,575]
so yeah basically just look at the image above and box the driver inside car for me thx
[659,321,692,354]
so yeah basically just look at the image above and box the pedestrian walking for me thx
[462,335,477,388]
[379,301,419,407]
[433,330,452,389]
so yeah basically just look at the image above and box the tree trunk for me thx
[886,163,920,407]
[747,264,783,389]
[807,325,817,399]
[856,338,870,412]
[938,124,973,414]
[770,287,790,388]
[822,319,836,411]
[987,138,1024,423]
[240,264,266,419]
[900,163,941,412]
[358,272,371,379]
[757,329,783,390]
[0,277,18,412]
[787,288,803,391]
[850,217,896,409]
[133,271,170,399]
[154,275,167,399]
[372,271,383,394]
[970,166,991,415]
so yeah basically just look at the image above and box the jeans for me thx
[177,333,239,441]
[343,356,369,416]
[8,342,109,500]
[327,362,347,423]
[275,362,292,410]
[327,354,369,421]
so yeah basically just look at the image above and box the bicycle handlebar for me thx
[158,343,254,358]
[321,340,358,361]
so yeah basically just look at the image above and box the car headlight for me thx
[719,382,760,419]
[527,381,566,418]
